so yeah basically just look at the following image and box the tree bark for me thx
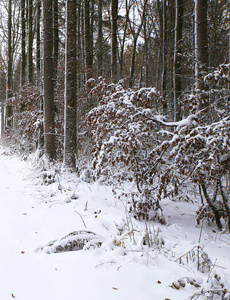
[21,0,26,85]
[129,0,148,88]
[97,0,103,77]
[85,0,93,80]
[53,0,59,76]
[28,0,33,83]
[201,183,222,231]
[173,0,183,121]
[64,0,77,169]
[160,0,168,114]
[111,0,118,82]
[43,0,56,160]
[194,0,208,93]
[36,0,41,75]
[6,0,13,129]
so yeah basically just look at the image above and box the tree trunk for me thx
[118,0,129,79]
[21,0,26,85]
[43,0,56,161]
[28,0,33,83]
[111,0,118,82]
[129,37,138,88]
[201,183,222,231]
[64,0,77,169]
[77,1,84,89]
[85,0,93,80]
[53,0,59,76]
[129,0,148,88]
[173,0,183,121]
[97,0,103,77]
[6,0,13,129]
[36,0,41,75]
[194,0,208,94]
[161,0,167,104]
[143,18,149,87]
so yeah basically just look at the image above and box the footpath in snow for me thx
[0,148,229,300]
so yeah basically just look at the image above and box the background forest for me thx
[0,0,229,232]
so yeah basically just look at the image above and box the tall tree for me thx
[43,0,56,160]
[21,0,26,85]
[173,0,184,121]
[6,0,13,129]
[36,0,41,75]
[118,0,130,79]
[28,0,33,83]
[194,0,208,93]
[97,0,103,76]
[64,0,77,168]
[128,0,148,88]
[85,0,93,79]
[53,0,59,75]
[111,0,118,82]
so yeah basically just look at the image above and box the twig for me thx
[74,210,87,228]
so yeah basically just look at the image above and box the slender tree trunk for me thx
[28,0,33,83]
[0,55,5,137]
[43,0,56,160]
[85,0,93,80]
[36,0,41,75]
[111,0,118,82]
[173,0,183,121]
[97,0,103,77]
[201,183,222,231]
[129,37,138,88]
[53,0,59,76]
[21,0,26,85]
[161,0,167,98]
[194,0,208,94]
[77,1,83,88]
[6,0,13,129]
[64,0,77,169]
[129,0,148,88]
[144,18,149,87]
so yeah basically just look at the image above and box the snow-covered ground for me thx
[0,147,229,300]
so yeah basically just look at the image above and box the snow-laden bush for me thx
[86,76,230,230]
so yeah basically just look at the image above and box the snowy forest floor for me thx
[0,146,230,300]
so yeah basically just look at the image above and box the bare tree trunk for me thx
[77,1,84,89]
[43,0,56,161]
[28,0,33,83]
[129,0,148,88]
[6,0,13,129]
[194,0,208,94]
[53,0,59,76]
[111,0,118,82]
[143,18,149,87]
[161,0,168,114]
[36,0,41,75]
[64,0,77,169]
[85,0,93,80]
[21,0,26,85]
[118,0,130,79]
[173,0,183,121]
[201,183,222,231]
[97,0,103,77]
[0,55,5,138]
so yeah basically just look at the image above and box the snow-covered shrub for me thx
[86,75,230,230]
[86,78,198,221]
[4,83,65,159]
[4,84,43,155]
